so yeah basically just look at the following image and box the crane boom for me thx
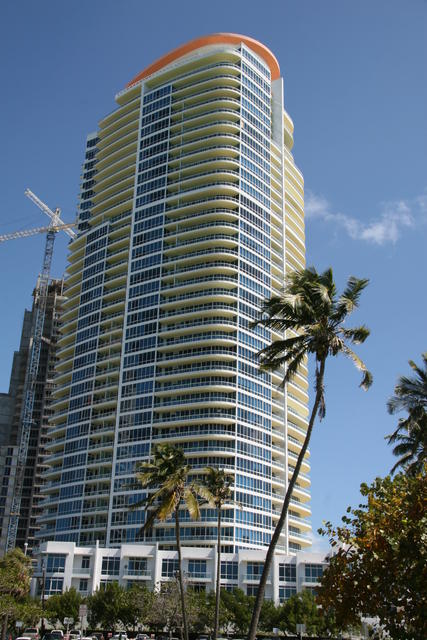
[5,190,73,552]
[24,189,76,239]
[0,224,74,243]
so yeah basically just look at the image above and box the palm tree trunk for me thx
[213,507,222,640]
[246,359,326,640]
[175,508,189,640]
[1,615,8,640]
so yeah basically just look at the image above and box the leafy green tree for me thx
[196,467,233,640]
[387,353,427,474]
[220,588,254,636]
[135,443,202,640]
[189,589,218,636]
[258,598,280,632]
[14,597,42,628]
[247,267,372,640]
[0,548,32,640]
[278,591,326,636]
[125,585,154,631]
[45,587,82,626]
[318,471,427,640]
[87,582,133,632]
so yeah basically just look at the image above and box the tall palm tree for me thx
[246,266,372,640]
[135,443,201,640]
[386,353,427,474]
[196,467,233,640]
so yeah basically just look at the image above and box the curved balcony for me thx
[172,84,240,111]
[155,377,236,396]
[164,220,238,244]
[161,275,238,297]
[157,331,237,352]
[167,169,239,195]
[169,133,240,160]
[155,361,236,380]
[163,234,238,259]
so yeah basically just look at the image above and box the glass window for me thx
[46,555,66,573]
[188,559,206,577]
[279,563,296,582]
[161,559,179,577]
[304,563,323,583]
[79,578,88,592]
[279,586,297,602]
[44,577,63,595]
[101,557,120,576]
[81,556,90,570]
[127,557,148,576]
[246,561,264,578]
[221,561,238,581]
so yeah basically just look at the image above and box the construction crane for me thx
[0,224,74,243]
[4,190,76,553]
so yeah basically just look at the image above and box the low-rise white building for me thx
[32,541,327,605]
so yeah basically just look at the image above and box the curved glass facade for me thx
[38,36,310,554]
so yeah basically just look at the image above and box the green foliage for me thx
[318,471,427,640]
[386,353,427,475]
[125,585,155,631]
[220,588,254,636]
[0,548,32,604]
[197,467,233,509]
[135,443,201,532]
[87,582,145,631]
[277,591,337,636]
[255,267,372,398]
[45,587,82,626]
[0,548,33,633]
[258,598,281,632]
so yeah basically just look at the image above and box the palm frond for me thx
[283,349,309,387]
[184,487,201,520]
[341,344,373,390]
[192,482,215,506]
[332,277,369,321]
[339,325,370,345]
[156,491,179,521]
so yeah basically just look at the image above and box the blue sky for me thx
[1,0,426,547]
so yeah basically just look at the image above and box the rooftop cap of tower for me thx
[126,33,280,88]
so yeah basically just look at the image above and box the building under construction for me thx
[0,279,64,557]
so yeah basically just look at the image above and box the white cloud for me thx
[305,190,427,245]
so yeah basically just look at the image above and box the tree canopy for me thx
[46,588,83,626]
[387,353,427,475]
[0,548,38,637]
[318,471,427,640]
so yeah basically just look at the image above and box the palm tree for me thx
[135,443,201,640]
[246,266,372,640]
[386,353,427,474]
[196,467,233,640]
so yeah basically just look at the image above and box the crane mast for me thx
[5,192,75,552]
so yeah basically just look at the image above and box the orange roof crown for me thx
[126,33,280,88]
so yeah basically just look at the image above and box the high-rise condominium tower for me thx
[0,280,63,556]
[39,34,310,554]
